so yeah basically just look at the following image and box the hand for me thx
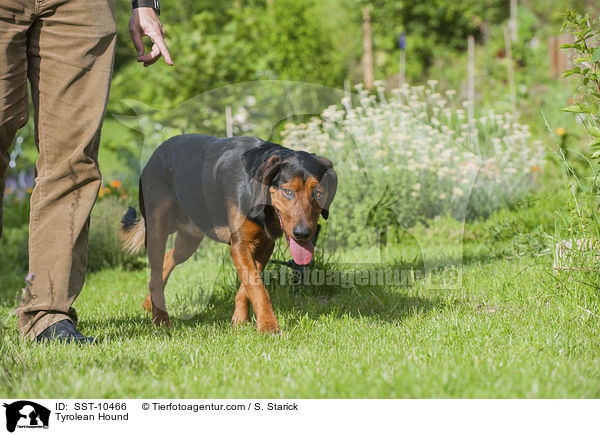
[129,8,173,67]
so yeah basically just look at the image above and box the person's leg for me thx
[16,0,117,339]
[0,0,33,239]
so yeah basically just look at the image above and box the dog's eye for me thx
[281,188,295,199]
[313,190,324,200]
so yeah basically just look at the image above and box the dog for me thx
[119,134,337,333]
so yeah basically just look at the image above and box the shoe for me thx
[35,319,96,344]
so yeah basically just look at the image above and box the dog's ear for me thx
[317,156,337,220]
[247,154,281,221]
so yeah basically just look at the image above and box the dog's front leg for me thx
[232,239,275,327]
[230,240,280,333]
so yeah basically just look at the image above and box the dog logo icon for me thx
[3,401,50,432]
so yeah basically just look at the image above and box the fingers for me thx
[147,30,173,66]
[129,20,145,57]
[138,44,161,67]
[129,9,173,67]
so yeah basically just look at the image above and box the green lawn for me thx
[1,201,599,398]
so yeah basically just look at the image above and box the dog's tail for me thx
[119,206,146,254]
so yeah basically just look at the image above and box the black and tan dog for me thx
[119,135,337,333]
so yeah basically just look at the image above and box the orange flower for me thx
[531,165,538,172]
[556,127,566,136]
[98,186,111,198]
[110,179,122,189]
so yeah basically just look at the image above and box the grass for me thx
[1,192,599,398]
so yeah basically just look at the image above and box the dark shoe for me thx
[35,319,96,344]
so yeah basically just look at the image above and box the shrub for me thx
[88,195,145,272]
[0,191,31,276]
[281,81,545,247]
[0,224,28,272]
[558,10,600,241]
[1,190,31,231]
[0,186,143,278]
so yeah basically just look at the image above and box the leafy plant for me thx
[561,11,600,169]
[556,10,600,250]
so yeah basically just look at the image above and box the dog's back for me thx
[141,135,283,235]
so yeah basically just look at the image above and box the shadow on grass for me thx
[2,253,460,340]
[76,263,457,340]
[171,259,459,331]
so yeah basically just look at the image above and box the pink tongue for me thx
[285,234,314,265]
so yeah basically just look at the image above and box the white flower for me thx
[277,79,542,222]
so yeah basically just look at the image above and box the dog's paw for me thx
[152,307,171,328]
[231,308,250,327]
[231,315,250,327]
[256,316,281,334]
[152,315,171,328]
[142,293,152,312]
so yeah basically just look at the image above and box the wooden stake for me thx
[467,35,476,150]
[225,105,233,138]
[344,79,351,99]
[468,35,475,124]
[504,27,517,116]
[509,0,518,42]
[362,6,374,90]
[399,50,406,85]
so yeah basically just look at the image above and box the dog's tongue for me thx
[285,234,314,265]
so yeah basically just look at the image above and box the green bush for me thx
[0,192,31,279]
[550,10,600,257]
[0,194,145,276]
[87,196,145,272]
[0,224,28,271]
[109,0,349,113]
[1,192,30,230]
[560,11,600,208]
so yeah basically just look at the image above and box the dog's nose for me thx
[292,226,311,240]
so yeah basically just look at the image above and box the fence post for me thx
[362,6,375,90]
[225,105,233,138]
[504,27,517,116]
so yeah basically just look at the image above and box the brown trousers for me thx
[0,0,117,339]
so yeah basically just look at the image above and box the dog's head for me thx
[246,146,337,265]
